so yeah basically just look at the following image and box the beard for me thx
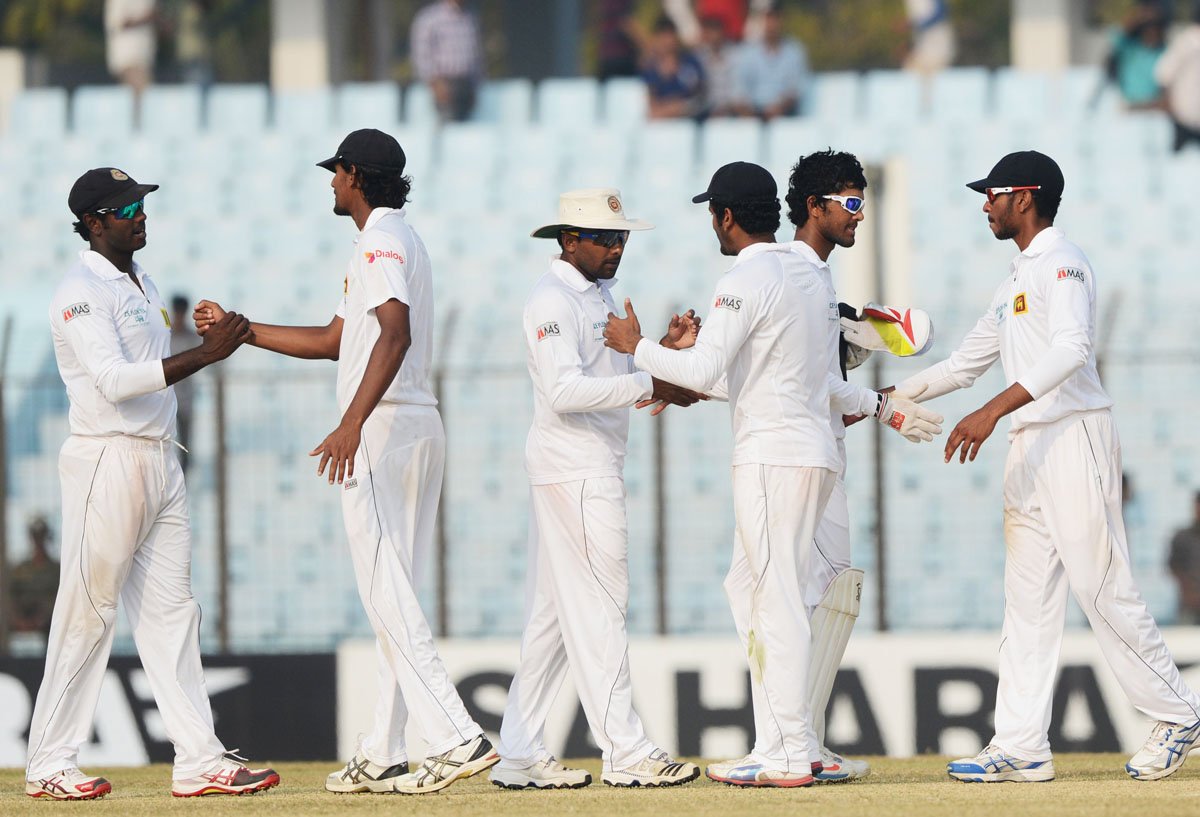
[991,219,1017,241]
[333,203,351,216]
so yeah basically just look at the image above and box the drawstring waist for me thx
[72,434,189,490]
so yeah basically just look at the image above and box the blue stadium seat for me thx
[336,82,401,131]
[699,118,762,170]
[930,67,991,121]
[272,88,334,134]
[537,77,599,129]
[807,71,860,122]
[206,84,269,133]
[993,68,1052,120]
[862,70,922,123]
[474,78,533,124]
[140,85,202,136]
[402,83,437,127]
[7,88,68,140]
[601,77,648,129]
[72,85,135,137]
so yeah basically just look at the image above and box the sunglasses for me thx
[984,186,1040,203]
[94,199,145,220]
[822,195,865,214]
[564,229,630,248]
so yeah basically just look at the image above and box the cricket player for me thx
[27,167,278,800]
[194,129,496,795]
[892,150,1200,782]
[490,189,702,790]
[604,162,941,787]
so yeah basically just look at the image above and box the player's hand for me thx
[604,298,643,355]
[193,299,226,336]
[944,406,1000,464]
[660,309,701,350]
[198,311,252,362]
[637,377,707,416]
[310,419,362,484]
[843,413,868,428]
[875,391,943,443]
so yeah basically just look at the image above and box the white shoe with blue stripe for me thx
[947,744,1055,783]
[1126,720,1200,781]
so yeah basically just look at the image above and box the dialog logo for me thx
[364,249,404,265]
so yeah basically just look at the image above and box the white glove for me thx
[874,387,943,443]
[890,382,929,403]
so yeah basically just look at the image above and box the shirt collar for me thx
[79,249,145,283]
[1019,226,1064,258]
[355,207,403,244]
[729,240,793,269]
[783,239,830,270]
[550,255,613,293]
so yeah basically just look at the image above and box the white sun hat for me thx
[531,188,654,238]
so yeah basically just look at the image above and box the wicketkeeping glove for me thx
[873,385,943,443]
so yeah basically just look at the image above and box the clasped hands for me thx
[604,298,708,416]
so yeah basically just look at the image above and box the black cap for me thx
[692,161,778,204]
[317,128,406,173]
[68,167,158,217]
[966,150,1064,200]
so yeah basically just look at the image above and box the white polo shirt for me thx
[335,207,437,415]
[633,242,841,470]
[524,256,653,485]
[50,249,174,439]
[897,226,1112,431]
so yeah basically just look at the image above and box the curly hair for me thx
[709,196,781,236]
[72,219,91,241]
[350,164,413,210]
[785,149,868,227]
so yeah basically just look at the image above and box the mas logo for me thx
[714,294,742,311]
[364,249,404,265]
[536,321,560,341]
[62,302,90,322]
[1057,267,1085,283]
[1013,292,1028,315]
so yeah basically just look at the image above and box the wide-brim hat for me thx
[531,188,653,238]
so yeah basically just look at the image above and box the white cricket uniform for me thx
[334,206,481,765]
[27,249,227,782]
[633,242,840,774]
[897,227,1200,759]
[497,256,656,773]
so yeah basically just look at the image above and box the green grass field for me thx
[4,756,1199,817]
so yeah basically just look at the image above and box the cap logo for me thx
[607,195,621,213]
[110,169,129,181]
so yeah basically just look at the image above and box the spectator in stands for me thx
[733,4,808,120]
[1169,491,1200,624]
[105,0,159,112]
[598,0,640,80]
[1107,0,1167,110]
[698,0,747,41]
[1156,3,1200,151]
[410,0,483,122]
[175,0,213,88]
[7,516,59,640]
[903,0,956,74]
[170,294,197,471]
[697,15,739,118]
[641,15,706,120]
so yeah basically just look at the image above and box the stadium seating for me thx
[4,67,1197,646]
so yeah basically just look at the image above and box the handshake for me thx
[872,385,942,443]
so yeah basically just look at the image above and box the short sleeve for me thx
[359,237,413,311]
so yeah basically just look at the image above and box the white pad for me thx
[808,568,863,746]
[840,304,933,357]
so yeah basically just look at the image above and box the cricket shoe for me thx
[706,756,814,788]
[490,756,592,789]
[947,744,1054,783]
[26,768,112,800]
[325,748,409,793]
[171,752,280,797]
[392,733,499,794]
[814,747,870,782]
[1126,720,1200,781]
[602,749,700,787]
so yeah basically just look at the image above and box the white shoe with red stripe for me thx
[171,752,280,797]
[26,768,112,800]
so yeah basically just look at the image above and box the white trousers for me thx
[808,449,850,610]
[27,435,226,781]
[994,410,1200,760]
[497,477,655,772]
[723,464,836,773]
[341,404,480,763]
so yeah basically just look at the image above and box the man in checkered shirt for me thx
[410,0,483,121]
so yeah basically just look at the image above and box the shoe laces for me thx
[57,768,92,783]
[819,746,843,764]
[1142,722,1176,751]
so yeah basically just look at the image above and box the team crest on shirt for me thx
[364,248,404,265]
[1057,267,1085,283]
[714,294,742,311]
[1013,292,1028,315]
[62,302,90,322]
[536,321,560,341]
